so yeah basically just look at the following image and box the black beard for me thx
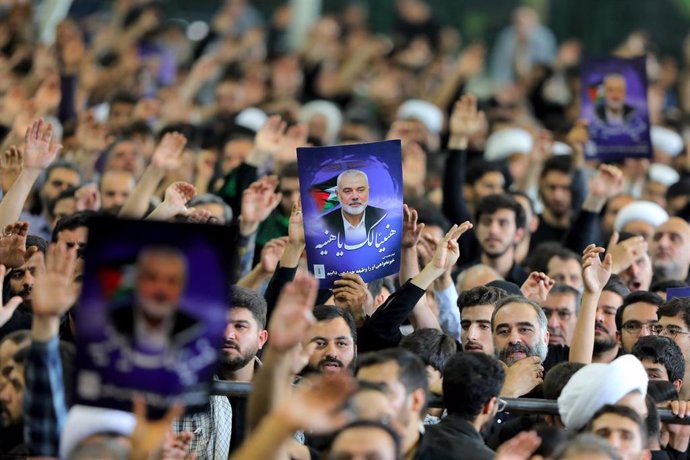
[219,349,255,372]
[593,337,617,354]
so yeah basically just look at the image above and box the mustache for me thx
[318,356,343,367]
[594,321,610,334]
[503,343,532,355]
[223,341,240,351]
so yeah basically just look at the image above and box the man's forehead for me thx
[309,317,352,338]
[495,302,539,322]
[228,307,258,324]
[548,256,580,271]
[462,304,494,320]
[544,293,577,308]
[659,314,686,326]
[593,413,638,432]
[623,302,658,320]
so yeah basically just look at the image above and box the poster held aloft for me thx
[297,140,404,289]
[581,56,652,161]
[74,216,235,417]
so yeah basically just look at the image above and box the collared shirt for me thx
[605,107,625,124]
[23,336,68,457]
[134,309,174,352]
[172,395,232,460]
[342,209,367,245]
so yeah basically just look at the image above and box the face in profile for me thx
[135,250,187,321]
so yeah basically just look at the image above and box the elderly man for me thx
[542,284,580,346]
[108,246,202,353]
[596,74,636,125]
[321,169,387,246]
[650,217,690,282]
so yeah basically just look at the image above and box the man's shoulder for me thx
[366,205,387,219]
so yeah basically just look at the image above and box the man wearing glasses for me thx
[541,284,580,346]
[657,298,690,399]
[614,291,664,354]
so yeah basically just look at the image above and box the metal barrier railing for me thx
[211,381,690,425]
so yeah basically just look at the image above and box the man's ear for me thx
[410,388,427,415]
[673,379,683,393]
[258,329,269,349]
[481,396,497,416]
[514,227,525,245]
[529,215,540,234]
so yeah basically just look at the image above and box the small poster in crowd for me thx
[297,140,403,289]
[580,56,652,161]
[74,217,234,416]
[666,287,690,300]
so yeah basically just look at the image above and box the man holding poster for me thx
[581,56,652,161]
[297,140,403,289]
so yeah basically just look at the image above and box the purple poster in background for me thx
[666,287,690,300]
[75,217,234,416]
[581,56,651,161]
[297,140,403,289]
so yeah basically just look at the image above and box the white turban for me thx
[557,355,648,430]
[648,163,680,187]
[300,100,344,145]
[60,405,136,459]
[552,141,573,156]
[651,126,684,157]
[484,128,533,162]
[235,107,268,133]
[396,99,444,134]
[613,200,669,232]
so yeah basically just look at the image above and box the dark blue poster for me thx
[74,217,234,415]
[297,140,403,289]
[581,56,652,161]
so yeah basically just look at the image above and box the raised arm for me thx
[0,119,61,228]
[118,132,187,219]
[569,244,612,364]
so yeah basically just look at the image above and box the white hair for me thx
[336,170,369,189]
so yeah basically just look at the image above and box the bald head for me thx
[651,217,690,281]
[457,264,502,293]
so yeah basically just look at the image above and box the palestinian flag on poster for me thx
[310,175,339,214]
[588,80,604,105]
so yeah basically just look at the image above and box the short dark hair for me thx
[615,291,664,331]
[647,379,679,403]
[474,194,526,229]
[0,329,31,346]
[547,247,580,266]
[658,297,690,330]
[525,242,564,273]
[511,190,535,216]
[631,335,685,382]
[666,178,690,201]
[466,161,503,186]
[587,404,647,447]
[231,286,268,329]
[548,284,582,314]
[52,211,98,242]
[457,285,508,314]
[313,305,357,343]
[540,155,572,179]
[44,161,83,187]
[651,279,689,295]
[26,235,48,255]
[442,352,505,420]
[399,328,457,373]
[543,362,586,400]
[279,161,300,179]
[603,274,631,299]
[49,186,79,216]
[332,420,402,460]
[367,278,395,299]
[357,348,428,398]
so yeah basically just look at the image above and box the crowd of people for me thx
[2,0,690,459]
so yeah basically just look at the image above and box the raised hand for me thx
[253,115,287,157]
[566,119,589,153]
[163,182,196,216]
[0,265,22,328]
[240,176,282,235]
[588,164,624,200]
[582,244,613,294]
[151,132,188,171]
[0,221,36,268]
[402,204,425,249]
[275,372,357,434]
[185,208,219,225]
[276,123,309,163]
[268,274,318,352]
[24,118,62,170]
[495,431,542,460]
[333,273,373,327]
[606,232,646,275]
[0,146,23,174]
[520,272,555,304]
[260,237,288,274]
[32,243,79,318]
[449,94,485,148]
[74,184,101,211]
[431,222,473,271]
[288,201,305,247]
[130,395,185,460]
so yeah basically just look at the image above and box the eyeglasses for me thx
[621,321,658,335]
[652,324,690,338]
[542,308,573,321]
[497,398,507,412]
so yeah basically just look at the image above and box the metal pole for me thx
[210,381,690,425]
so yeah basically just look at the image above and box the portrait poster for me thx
[74,217,234,416]
[666,287,690,300]
[580,56,652,161]
[297,140,403,289]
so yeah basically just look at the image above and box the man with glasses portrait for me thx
[615,291,664,354]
